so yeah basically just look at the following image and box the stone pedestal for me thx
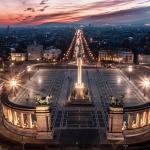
[36,106,53,139]
[74,84,84,99]
[107,107,124,140]
[68,84,92,105]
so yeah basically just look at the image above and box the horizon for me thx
[0,0,150,26]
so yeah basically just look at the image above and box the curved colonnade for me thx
[1,93,37,137]
[124,103,150,137]
[2,94,150,139]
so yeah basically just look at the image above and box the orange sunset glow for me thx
[0,0,150,25]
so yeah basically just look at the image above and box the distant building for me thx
[98,50,133,64]
[118,51,134,64]
[0,60,4,72]
[138,54,150,64]
[11,52,27,62]
[43,48,61,62]
[27,42,43,61]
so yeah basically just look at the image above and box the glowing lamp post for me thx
[128,65,133,80]
[142,78,150,97]
[10,78,17,97]
[27,66,31,80]
[10,78,17,87]
[27,66,31,72]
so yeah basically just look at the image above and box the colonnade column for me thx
[8,109,13,123]
[20,113,24,128]
[148,111,150,124]
[145,111,149,125]
[13,111,17,125]
[136,113,141,128]
[139,113,141,127]
[128,113,133,129]
[27,113,32,128]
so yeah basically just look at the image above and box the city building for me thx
[27,42,43,61]
[118,51,134,63]
[43,48,61,62]
[11,52,27,62]
[138,54,150,64]
[98,50,133,64]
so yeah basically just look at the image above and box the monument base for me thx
[67,84,93,106]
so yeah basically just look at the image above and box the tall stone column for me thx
[77,55,82,85]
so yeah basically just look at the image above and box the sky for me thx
[0,0,150,25]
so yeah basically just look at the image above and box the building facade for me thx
[43,49,61,62]
[11,52,27,62]
[27,42,43,61]
[98,50,133,64]
[138,54,150,64]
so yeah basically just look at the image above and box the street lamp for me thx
[10,62,15,76]
[117,77,122,85]
[10,78,17,97]
[128,65,133,80]
[11,62,15,66]
[27,66,31,80]
[10,78,17,87]
[27,66,31,72]
[142,78,150,97]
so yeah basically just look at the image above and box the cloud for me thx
[17,5,150,25]
[17,10,82,25]
[1,0,150,25]
[38,5,49,12]
[22,15,32,21]
[70,0,136,11]
[31,12,76,22]
[40,0,49,5]
[80,6,150,24]
[10,14,32,23]
[24,7,35,12]
[21,0,27,5]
